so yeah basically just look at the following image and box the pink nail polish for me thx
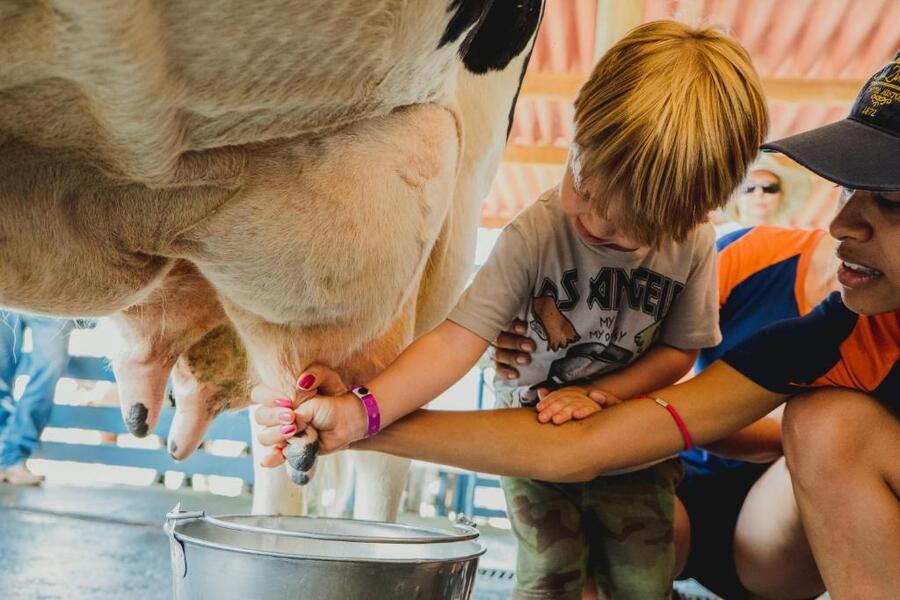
[298,374,316,389]
[281,424,297,436]
[278,411,293,423]
[275,398,292,408]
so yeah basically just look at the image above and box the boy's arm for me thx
[368,320,489,427]
[267,321,489,454]
[358,360,786,482]
[584,344,698,399]
[554,344,700,473]
[371,221,534,427]
[535,345,697,433]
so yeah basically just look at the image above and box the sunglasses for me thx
[741,182,781,194]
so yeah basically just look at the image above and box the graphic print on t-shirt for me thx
[529,271,581,351]
[523,266,682,404]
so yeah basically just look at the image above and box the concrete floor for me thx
[0,482,521,599]
[0,508,170,599]
[0,482,720,600]
[0,483,243,600]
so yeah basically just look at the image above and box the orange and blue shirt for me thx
[683,225,898,493]
[723,292,899,408]
[697,226,827,370]
[684,226,829,476]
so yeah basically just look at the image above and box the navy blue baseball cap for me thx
[761,52,900,191]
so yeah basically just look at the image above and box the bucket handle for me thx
[165,503,205,578]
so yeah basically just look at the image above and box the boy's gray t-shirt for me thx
[449,188,721,408]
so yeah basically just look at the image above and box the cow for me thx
[0,0,544,518]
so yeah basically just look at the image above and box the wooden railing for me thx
[20,351,254,483]
[21,343,502,517]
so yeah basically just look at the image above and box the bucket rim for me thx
[171,529,487,564]
[198,513,482,545]
[167,511,487,564]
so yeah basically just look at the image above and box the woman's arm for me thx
[357,360,786,482]
[492,325,782,463]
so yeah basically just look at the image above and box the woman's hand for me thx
[535,386,622,424]
[251,365,368,466]
[491,318,536,380]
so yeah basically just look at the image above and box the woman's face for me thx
[830,188,900,315]
[736,169,783,226]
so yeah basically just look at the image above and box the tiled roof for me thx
[482,0,900,230]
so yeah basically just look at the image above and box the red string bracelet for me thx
[639,396,693,451]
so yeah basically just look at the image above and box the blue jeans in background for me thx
[0,311,75,468]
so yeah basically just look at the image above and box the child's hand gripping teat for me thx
[251,365,370,486]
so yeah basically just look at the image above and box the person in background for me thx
[0,311,74,485]
[713,153,811,237]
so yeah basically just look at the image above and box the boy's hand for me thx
[535,386,598,424]
[535,386,622,424]
[294,391,369,454]
[491,318,535,380]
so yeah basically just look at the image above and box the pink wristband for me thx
[350,386,381,438]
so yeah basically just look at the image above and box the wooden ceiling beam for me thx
[519,72,585,99]
[761,78,862,104]
[502,144,568,165]
[502,142,850,167]
[520,72,863,105]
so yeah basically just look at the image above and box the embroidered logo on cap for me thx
[854,52,900,135]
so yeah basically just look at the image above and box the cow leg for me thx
[350,451,411,521]
[339,302,415,522]
[311,452,355,517]
[234,294,421,520]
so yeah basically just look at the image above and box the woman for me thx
[714,153,811,236]
[255,54,900,598]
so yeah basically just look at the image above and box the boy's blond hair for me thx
[574,20,768,245]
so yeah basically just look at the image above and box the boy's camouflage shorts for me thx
[501,458,684,600]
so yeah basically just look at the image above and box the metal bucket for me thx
[164,505,486,599]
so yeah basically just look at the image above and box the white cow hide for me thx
[0,0,544,518]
